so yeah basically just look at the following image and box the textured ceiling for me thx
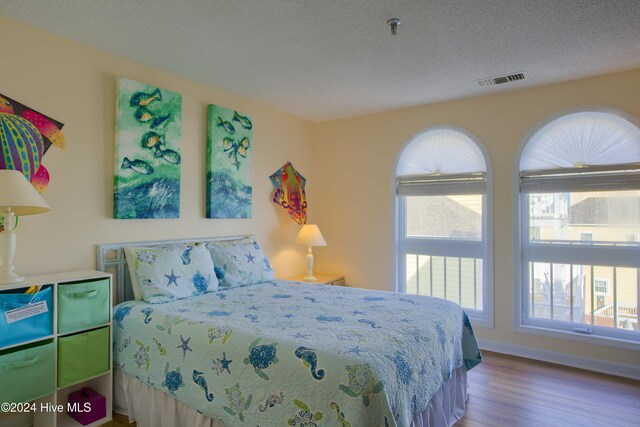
[2,0,639,121]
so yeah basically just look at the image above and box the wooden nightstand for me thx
[289,273,345,286]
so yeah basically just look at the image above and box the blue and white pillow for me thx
[124,243,219,303]
[206,241,275,288]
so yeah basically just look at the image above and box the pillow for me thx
[209,236,254,246]
[124,243,219,303]
[206,241,275,288]
[124,248,144,301]
[125,238,252,300]
[124,248,145,302]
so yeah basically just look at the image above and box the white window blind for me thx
[520,112,640,194]
[520,164,640,193]
[397,128,487,196]
[520,111,640,171]
[397,172,486,196]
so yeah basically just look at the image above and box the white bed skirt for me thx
[114,366,468,427]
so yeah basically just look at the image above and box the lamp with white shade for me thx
[0,169,50,285]
[295,224,327,282]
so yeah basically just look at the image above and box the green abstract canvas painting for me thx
[206,104,252,218]
[114,78,182,219]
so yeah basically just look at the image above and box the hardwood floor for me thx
[102,351,640,427]
[105,412,134,427]
[456,351,640,427]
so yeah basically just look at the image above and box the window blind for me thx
[519,111,640,171]
[397,172,486,195]
[396,128,487,177]
[519,164,640,193]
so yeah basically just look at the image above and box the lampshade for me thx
[0,169,50,215]
[295,224,327,247]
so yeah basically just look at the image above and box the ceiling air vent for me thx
[475,72,527,87]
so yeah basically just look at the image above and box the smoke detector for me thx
[475,71,527,87]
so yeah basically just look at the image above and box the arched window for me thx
[396,127,492,325]
[517,109,640,345]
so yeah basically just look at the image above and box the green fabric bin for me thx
[58,278,110,334]
[0,340,55,406]
[58,327,109,388]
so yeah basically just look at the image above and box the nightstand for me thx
[289,273,345,286]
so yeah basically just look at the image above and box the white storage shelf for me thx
[0,270,113,427]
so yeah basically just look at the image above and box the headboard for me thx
[97,235,253,305]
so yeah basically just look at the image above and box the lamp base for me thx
[0,226,24,285]
[0,271,25,285]
[302,247,317,282]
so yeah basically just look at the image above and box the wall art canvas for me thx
[206,104,252,218]
[0,93,65,193]
[114,78,182,219]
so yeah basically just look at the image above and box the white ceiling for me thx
[2,1,639,121]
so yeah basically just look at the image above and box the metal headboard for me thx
[97,235,254,305]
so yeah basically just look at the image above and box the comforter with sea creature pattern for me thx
[113,280,481,427]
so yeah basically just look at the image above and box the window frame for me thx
[594,278,610,296]
[513,107,640,350]
[395,126,494,328]
[580,232,594,242]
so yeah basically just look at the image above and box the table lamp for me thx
[295,224,327,282]
[0,170,50,285]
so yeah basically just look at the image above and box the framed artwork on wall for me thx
[114,78,182,219]
[206,104,252,218]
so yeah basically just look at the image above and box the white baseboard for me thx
[478,339,640,380]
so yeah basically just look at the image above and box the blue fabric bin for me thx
[0,286,53,348]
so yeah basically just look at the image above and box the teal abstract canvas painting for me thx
[206,104,252,218]
[114,78,182,219]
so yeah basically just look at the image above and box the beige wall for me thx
[0,16,315,279]
[313,68,640,367]
[3,16,637,368]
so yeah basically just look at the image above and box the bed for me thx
[98,236,482,427]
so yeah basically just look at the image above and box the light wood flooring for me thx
[103,351,640,427]
[456,351,640,427]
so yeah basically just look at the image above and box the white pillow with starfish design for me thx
[124,243,219,303]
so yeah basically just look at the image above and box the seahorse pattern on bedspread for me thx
[113,279,482,427]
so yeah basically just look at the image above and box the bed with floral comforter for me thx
[113,280,482,427]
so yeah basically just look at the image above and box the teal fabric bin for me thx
[0,286,53,348]
[58,327,110,388]
[58,278,110,334]
[0,340,55,406]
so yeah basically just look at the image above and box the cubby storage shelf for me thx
[0,270,113,427]
[0,335,55,352]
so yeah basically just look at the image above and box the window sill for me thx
[466,314,494,329]
[516,323,640,351]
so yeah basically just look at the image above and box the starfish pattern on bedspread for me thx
[113,279,482,427]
